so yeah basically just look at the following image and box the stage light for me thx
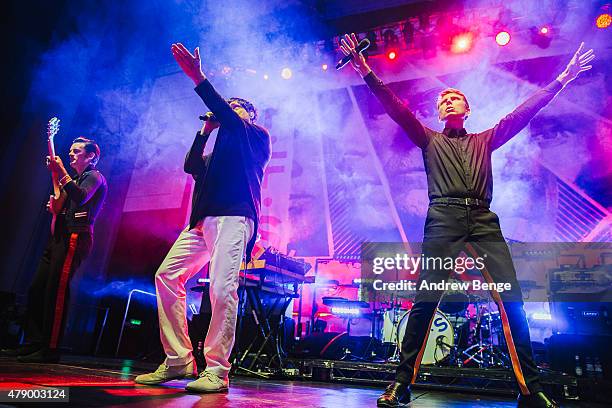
[281,68,292,79]
[530,312,552,321]
[322,63,328,71]
[450,32,474,53]
[495,31,511,46]
[530,26,552,49]
[596,13,612,28]
[331,307,361,316]
[383,28,400,61]
[263,74,269,80]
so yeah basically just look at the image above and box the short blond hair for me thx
[437,88,470,110]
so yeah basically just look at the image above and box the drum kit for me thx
[377,291,511,368]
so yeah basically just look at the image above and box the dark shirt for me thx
[185,79,271,261]
[363,72,563,203]
[62,165,107,233]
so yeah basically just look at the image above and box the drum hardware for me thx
[461,343,510,368]
[374,296,510,369]
[461,301,509,368]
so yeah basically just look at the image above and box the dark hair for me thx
[72,137,101,166]
[228,97,258,122]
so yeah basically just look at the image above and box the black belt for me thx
[430,197,490,208]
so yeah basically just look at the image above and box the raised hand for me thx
[557,42,595,87]
[171,43,206,86]
[200,116,220,135]
[339,33,371,77]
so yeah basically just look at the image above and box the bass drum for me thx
[397,310,454,365]
[381,309,408,343]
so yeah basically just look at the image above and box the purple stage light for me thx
[495,31,511,46]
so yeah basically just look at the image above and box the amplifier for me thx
[549,300,611,336]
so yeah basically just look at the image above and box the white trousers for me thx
[154,216,253,379]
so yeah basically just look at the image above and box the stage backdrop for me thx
[109,56,611,269]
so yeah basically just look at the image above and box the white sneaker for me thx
[134,360,197,385]
[185,370,229,393]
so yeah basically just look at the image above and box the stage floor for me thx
[0,356,602,407]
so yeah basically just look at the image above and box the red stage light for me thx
[596,13,612,29]
[540,26,549,34]
[495,31,511,46]
[451,33,474,53]
[386,50,397,60]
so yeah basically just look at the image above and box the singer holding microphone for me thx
[339,33,594,408]
[135,43,271,393]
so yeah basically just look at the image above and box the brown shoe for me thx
[377,382,411,407]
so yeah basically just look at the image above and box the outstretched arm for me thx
[555,42,595,88]
[491,42,595,150]
[339,33,429,148]
[171,43,242,128]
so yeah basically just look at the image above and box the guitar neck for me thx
[47,138,60,197]
[46,117,61,202]
[47,139,56,158]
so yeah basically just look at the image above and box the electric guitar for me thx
[47,117,61,234]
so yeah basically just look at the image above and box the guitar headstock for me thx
[47,117,60,142]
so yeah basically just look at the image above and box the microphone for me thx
[199,112,217,122]
[336,38,371,70]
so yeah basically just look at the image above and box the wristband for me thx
[59,175,72,188]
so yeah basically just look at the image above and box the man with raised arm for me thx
[135,43,271,393]
[340,33,594,408]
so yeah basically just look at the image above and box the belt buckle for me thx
[465,198,470,206]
